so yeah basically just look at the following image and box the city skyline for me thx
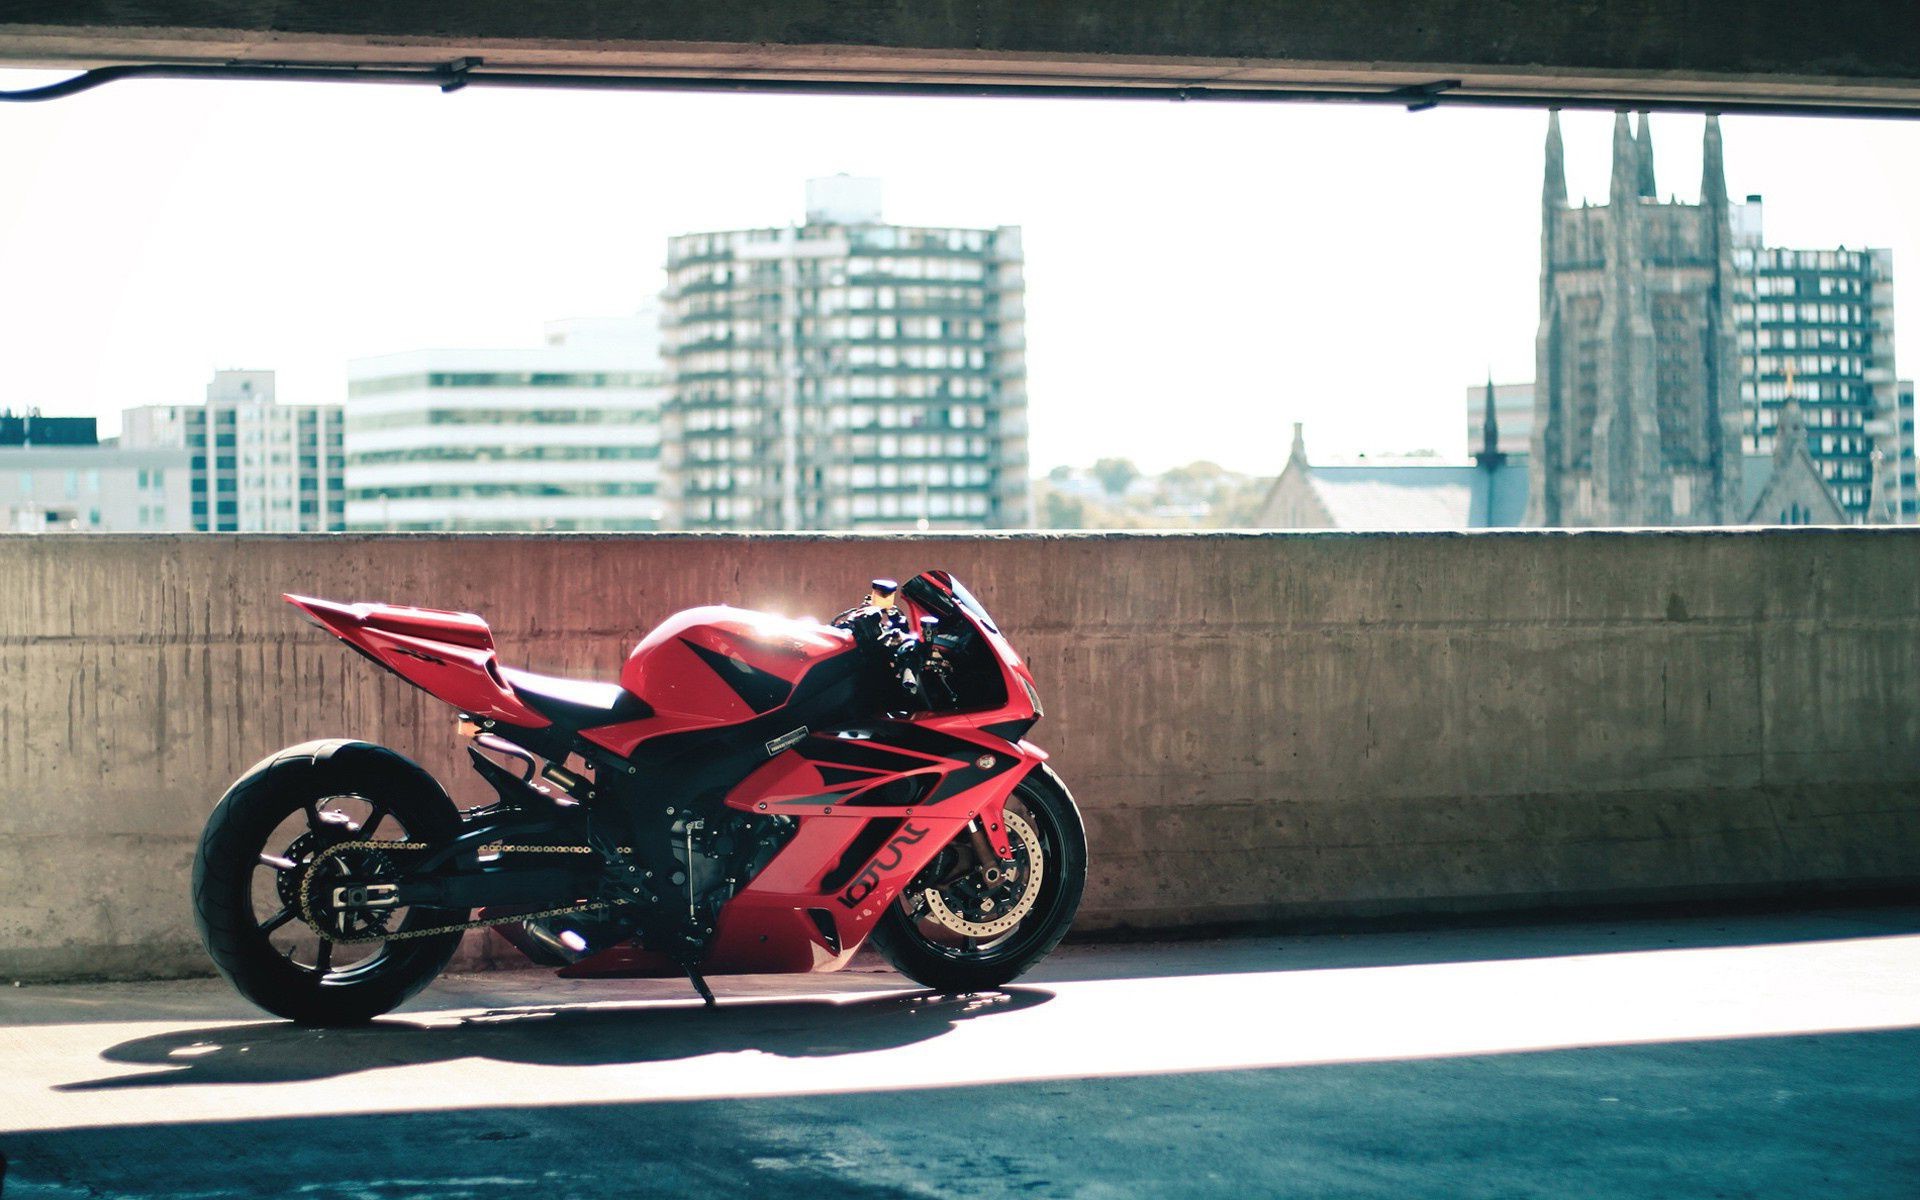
[3,72,1919,474]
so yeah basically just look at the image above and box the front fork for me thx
[968,802,1016,866]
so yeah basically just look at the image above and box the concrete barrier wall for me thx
[3,529,1917,981]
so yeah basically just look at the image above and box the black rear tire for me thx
[869,763,1086,993]
[192,740,467,1025]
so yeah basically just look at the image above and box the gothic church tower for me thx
[1527,113,1744,525]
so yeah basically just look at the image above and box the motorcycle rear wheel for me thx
[870,763,1087,993]
[192,740,467,1025]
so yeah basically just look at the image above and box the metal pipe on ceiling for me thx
[2,60,1919,119]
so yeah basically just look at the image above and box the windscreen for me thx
[904,571,1000,634]
[946,577,999,634]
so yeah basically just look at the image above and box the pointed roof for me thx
[1608,112,1638,206]
[1634,112,1658,199]
[1542,110,1567,209]
[1701,114,1728,210]
[1747,400,1847,523]
[1256,424,1333,527]
[1475,374,1505,466]
[1255,460,1531,529]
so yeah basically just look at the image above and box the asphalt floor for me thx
[4,904,1918,1198]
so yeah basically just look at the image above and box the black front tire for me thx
[192,740,467,1025]
[870,763,1087,993]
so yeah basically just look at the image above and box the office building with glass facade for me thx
[344,315,663,531]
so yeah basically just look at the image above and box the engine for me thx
[523,809,792,963]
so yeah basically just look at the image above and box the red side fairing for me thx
[562,714,1039,978]
[722,715,1040,964]
[283,594,550,728]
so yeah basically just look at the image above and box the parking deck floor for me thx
[4,905,1918,1198]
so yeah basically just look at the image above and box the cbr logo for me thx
[837,822,932,909]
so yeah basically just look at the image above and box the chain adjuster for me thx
[331,882,399,909]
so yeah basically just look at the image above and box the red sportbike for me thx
[192,570,1086,1024]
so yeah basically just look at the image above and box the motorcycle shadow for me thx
[62,986,1052,1092]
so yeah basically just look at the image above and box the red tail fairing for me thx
[283,594,551,728]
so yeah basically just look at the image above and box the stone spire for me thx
[1289,421,1308,467]
[1542,110,1567,209]
[1475,375,1505,467]
[1634,112,1658,198]
[1701,114,1728,212]
[1701,113,1742,520]
[1607,112,1638,206]
[1594,110,1661,522]
[1528,111,1567,525]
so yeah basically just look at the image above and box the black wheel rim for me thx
[248,793,426,984]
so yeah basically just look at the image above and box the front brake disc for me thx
[921,808,1045,938]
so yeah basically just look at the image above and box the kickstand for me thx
[685,966,716,1007]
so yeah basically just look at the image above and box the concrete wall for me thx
[7,0,1920,110]
[3,530,1917,981]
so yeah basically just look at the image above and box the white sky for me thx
[2,71,1917,474]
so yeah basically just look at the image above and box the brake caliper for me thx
[973,795,1016,863]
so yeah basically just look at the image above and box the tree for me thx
[1092,457,1139,498]
[1039,489,1089,529]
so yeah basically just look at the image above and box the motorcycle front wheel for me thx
[192,740,468,1025]
[870,763,1087,993]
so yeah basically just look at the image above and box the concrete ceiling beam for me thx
[1,1,1918,112]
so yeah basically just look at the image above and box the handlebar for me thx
[832,580,958,709]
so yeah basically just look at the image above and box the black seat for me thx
[500,666,652,729]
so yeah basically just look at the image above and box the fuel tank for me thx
[616,605,854,732]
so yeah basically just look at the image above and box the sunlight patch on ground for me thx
[4,932,1917,1134]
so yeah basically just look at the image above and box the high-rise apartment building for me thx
[122,370,345,531]
[661,176,1029,531]
[1890,380,1918,520]
[1730,196,1904,520]
[345,315,664,531]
